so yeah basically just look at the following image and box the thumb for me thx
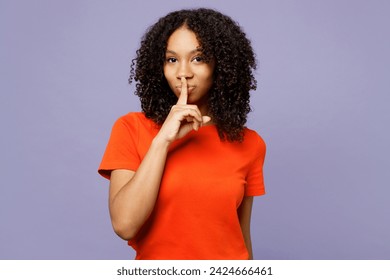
[202,116,212,124]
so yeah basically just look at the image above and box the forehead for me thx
[166,27,200,51]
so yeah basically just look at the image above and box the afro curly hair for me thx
[129,8,257,142]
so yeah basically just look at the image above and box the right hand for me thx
[156,77,211,144]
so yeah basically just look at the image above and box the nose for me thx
[176,61,193,80]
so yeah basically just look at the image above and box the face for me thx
[163,26,215,112]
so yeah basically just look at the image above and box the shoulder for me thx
[112,112,159,140]
[241,127,267,160]
[114,112,157,129]
[242,128,267,177]
[243,127,266,149]
[115,112,148,125]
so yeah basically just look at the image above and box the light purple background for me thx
[1,0,389,260]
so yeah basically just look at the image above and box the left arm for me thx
[237,196,254,260]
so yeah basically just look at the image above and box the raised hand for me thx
[156,77,211,144]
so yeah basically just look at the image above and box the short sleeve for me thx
[98,116,141,180]
[245,133,266,196]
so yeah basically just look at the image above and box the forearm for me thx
[238,196,254,260]
[109,136,170,239]
[244,234,254,260]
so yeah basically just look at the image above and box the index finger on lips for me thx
[176,77,188,105]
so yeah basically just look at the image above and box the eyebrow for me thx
[165,48,202,55]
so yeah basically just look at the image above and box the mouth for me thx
[175,86,196,93]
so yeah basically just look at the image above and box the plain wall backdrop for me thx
[1,0,389,259]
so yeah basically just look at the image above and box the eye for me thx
[166,57,177,63]
[192,56,204,63]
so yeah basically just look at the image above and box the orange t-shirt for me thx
[98,112,266,259]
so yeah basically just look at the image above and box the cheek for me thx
[202,66,214,83]
[163,68,168,81]
[202,71,214,87]
[163,69,174,86]
[163,71,180,97]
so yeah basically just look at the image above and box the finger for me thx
[171,106,203,125]
[202,116,211,125]
[176,77,188,105]
[186,117,201,131]
[193,121,200,131]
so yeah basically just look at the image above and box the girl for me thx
[98,8,266,260]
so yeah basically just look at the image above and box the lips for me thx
[175,86,196,93]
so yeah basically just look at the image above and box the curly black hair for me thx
[129,8,257,142]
